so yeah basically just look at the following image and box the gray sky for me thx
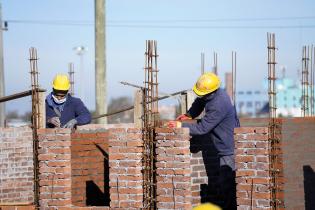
[3,0,315,114]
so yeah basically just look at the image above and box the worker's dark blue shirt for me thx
[182,88,239,156]
[46,93,91,128]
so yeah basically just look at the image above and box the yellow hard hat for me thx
[193,203,221,210]
[193,72,220,96]
[52,74,70,91]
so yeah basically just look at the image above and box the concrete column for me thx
[95,0,107,124]
[38,91,46,128]
[134,89,143,128]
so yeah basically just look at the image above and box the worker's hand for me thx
[63,119,77,129]
[167,121,182,128]
[176,114,192,121]
[47,117,61,128]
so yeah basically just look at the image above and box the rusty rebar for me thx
[0,88,45,103]
[29,47,40,208]
[68,62,75,96]
[301,45,310,117]
[142,40,159,209]
[267,33,277,119]
[267,33,284,209]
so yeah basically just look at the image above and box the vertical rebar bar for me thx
[29,47,40,208]
[213,52,218,75]
[314,45,315,116]
[68,62,75,96]
[143,40,159,209]
[201,52,205,75]
[310,45,314,116]
[268,33,277,120]
[267,33,282,210]
[301,46,310,117]
[232,51,237,105]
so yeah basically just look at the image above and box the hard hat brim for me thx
[193,84,219,96]
[53,85,70,91]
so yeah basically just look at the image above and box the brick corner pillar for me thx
[37,128,72,208]
[155,127,192,210]
[108,128,143,209]
[234,127,272,209]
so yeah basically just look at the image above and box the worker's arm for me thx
[74,99,92,125]
[182,100,227,135]
[45,100,60,128]
[186,97,206,119]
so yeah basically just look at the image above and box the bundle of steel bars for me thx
[142,40,159,209]
[29,47,40,207]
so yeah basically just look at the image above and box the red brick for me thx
[235,127,256,134]
[236,170,255,176]
[236,155,254,162]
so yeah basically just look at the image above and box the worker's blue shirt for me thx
[182,88,239,156]
[46,93,91,128]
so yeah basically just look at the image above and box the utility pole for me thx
[95,0,107,124]
[0,3,7,127]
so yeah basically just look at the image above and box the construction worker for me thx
[168,72,239,210]
[46,74,91,129]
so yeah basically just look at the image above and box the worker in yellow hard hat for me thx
[168,72,239,210]
[46,74,91,129]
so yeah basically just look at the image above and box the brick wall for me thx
[189,134,220,207]
[38,128,72,208]
[234,127,272,210]
[155,127,192,210]
[281,118,315,210]
[0,127,34,204]
[108,128,143,209]
[0,206,35,210]
[71,130,109,206]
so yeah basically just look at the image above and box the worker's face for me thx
[52,89,68,104]
[53,93,67,100]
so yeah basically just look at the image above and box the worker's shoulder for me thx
[207,89,232,108]
[67,95,84,104]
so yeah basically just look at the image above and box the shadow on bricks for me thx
[304,165,315,210]
[190,133,222,206]
[85,143,110,206]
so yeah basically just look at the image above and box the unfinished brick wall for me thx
[0,127,34,204]
[234,127,272,209]
[155,128,192,210]
[38,128,72,208]
[108,128,143,209]
[281,118,315,210]
[71,130,109,206]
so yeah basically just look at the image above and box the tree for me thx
[21,111,32,122]
[6,110,19,119]
[107,96,133,124]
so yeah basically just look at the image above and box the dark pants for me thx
[218,155,236,210]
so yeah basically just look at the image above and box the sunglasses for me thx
[54,93,67,98]
[53,88,68,98]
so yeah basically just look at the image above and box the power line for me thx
[6,15,315,24]
[5,18,315,29]
[106,24,315,29]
